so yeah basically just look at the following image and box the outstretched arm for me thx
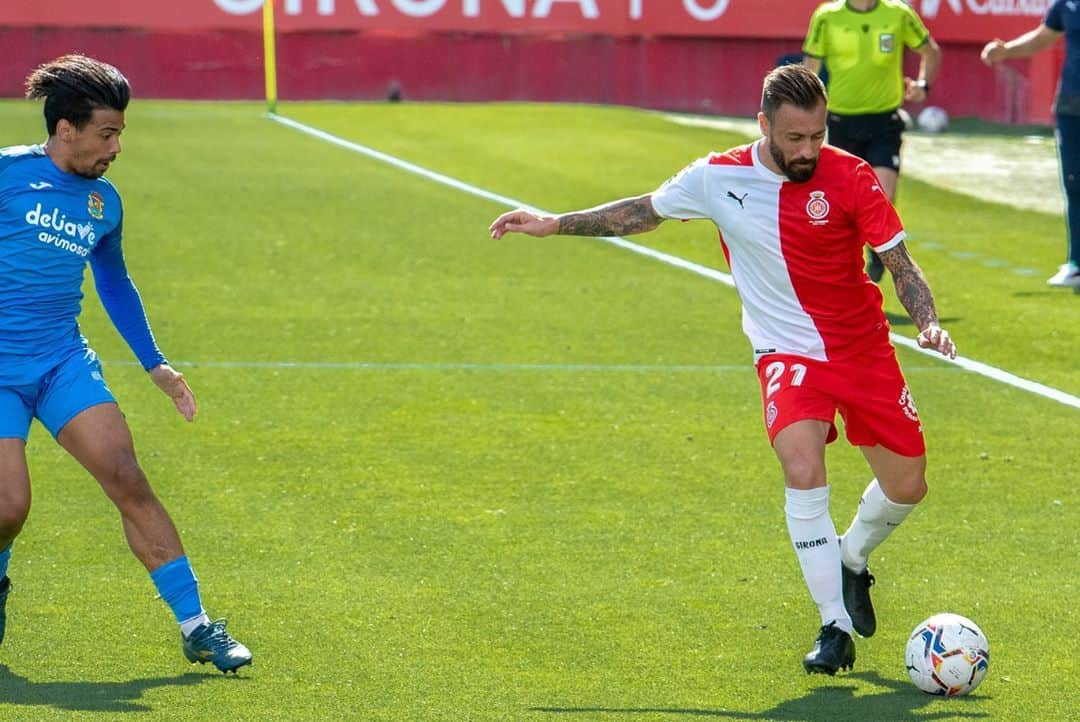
[981,24,1061,65]
[877,242,957,359]
[489,194,663,239]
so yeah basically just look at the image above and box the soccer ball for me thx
[905,613,990,696]
[917,105,949,133]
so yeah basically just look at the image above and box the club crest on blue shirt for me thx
[88,191,105,220]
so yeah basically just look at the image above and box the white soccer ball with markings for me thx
[905,613,990,696]
[917,105,949,133]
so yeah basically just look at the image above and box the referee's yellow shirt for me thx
[803,0,930,115]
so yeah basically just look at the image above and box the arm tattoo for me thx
[878,243,939,330]
[556,194,662,237]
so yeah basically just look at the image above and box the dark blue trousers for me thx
[1056,113,1080,265]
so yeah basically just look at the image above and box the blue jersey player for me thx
[0,55,251,673]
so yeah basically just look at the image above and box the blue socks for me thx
[7,549,210,636]
[0,544,10,580]
[150,555,206,631]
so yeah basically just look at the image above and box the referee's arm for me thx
[908,36,942,103]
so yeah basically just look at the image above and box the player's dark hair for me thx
[761,64,826,122]
[25,54,130,136]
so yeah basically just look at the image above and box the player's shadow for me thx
[531,671,989,721]
[0,664,223,713]
[1012,290,1065,298]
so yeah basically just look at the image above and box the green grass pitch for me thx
[0,99,1076,721]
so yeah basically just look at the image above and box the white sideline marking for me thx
[107,360,949,373]
[268,113,537,212]
[113,360,750,372]
[267,113,1080,411]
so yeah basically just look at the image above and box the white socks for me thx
[785,486,851,633]
[841,479,916,573]
[180,611,211,638]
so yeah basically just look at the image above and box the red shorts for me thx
[755,348,925,457]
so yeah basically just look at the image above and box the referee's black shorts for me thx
[826,110,906,172]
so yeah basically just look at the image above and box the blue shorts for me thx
[0,348,116,440]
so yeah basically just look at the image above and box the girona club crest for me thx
[806,190,830,225]
[766,401,779,429]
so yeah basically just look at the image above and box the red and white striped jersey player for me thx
[489,64,957,677]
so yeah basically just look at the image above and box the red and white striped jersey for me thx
[651,141,904,363]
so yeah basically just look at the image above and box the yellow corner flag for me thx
[263,0,278,114]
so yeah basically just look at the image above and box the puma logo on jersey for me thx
[726,190,748,208]
[29,182,52,190]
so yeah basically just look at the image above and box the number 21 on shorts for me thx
[764,360,807,398]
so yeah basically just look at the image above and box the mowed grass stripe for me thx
[103,359,958,372]
[270,110,1080,411]
[280,102,1080,395]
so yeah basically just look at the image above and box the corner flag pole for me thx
[263,0,278,114]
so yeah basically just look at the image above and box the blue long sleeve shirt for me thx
[0,144,165,385]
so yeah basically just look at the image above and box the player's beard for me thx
[76,157,114,179]
[769,142,817,183]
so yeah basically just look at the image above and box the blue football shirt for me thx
[1046,0,1080,115]
[0,144,165,385]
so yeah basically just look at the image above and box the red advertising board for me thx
[0,0,1054,42]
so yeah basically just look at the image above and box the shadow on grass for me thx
[0,664,230,713]
[531,671,989,721]
[1012,290,1077,298]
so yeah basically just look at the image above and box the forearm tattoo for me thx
[879,244,938,330]
[557,195,662,237]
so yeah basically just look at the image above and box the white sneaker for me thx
[1046,263,1080,287]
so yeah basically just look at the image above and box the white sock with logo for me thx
[841,478,917,573]
[785,485,852,633]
